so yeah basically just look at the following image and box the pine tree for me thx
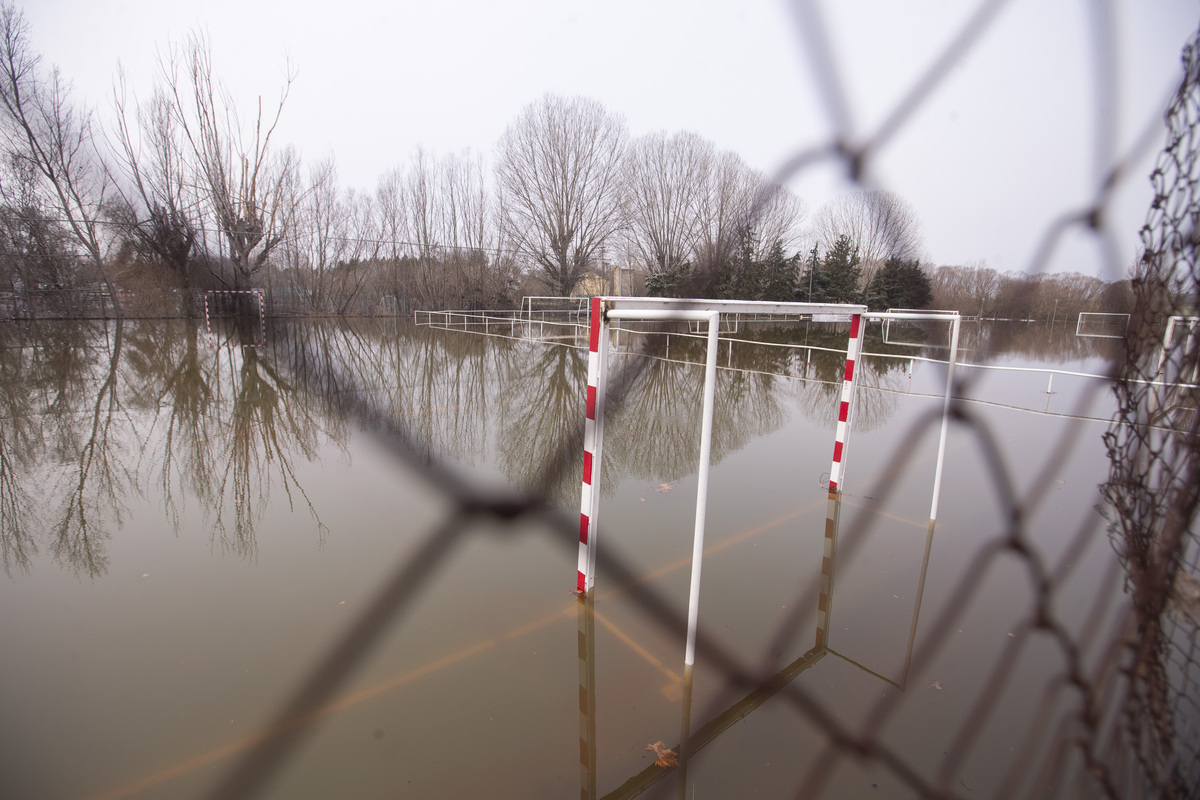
[866,255,932,310]
[760,240,800,301]
[802,235,861,304]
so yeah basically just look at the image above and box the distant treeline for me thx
[0,3,1140,320]
[928,266,1133,321]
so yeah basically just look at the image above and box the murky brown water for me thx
[0,317,1128,799]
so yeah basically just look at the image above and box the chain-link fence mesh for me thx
[1100,21,1200,798]
[4,4,1199,800]
[179,7,1200,800]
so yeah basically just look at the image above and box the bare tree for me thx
[968,260,999,317]
[164,31,296,289]
[811,190,923,286]
[343,186,380,265]
[495,94,627,296]
[623,130,708,276]
[0,2,120,311]
[0,153,74,293]
[375,164,412,307]
[405,146,439,263]
[751,180,807,256]
[441,150,498,306]
[109,74,198,295]
[693,149,757,282]
[282,156,344,310]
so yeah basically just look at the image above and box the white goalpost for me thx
[573,297,961,672]
[203,289,266,348]
[1076,312,1131,338]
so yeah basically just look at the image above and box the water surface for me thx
[0,317,1128,799]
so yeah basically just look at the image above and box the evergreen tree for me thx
[714,228,759,300]
[800,235,861,304]
[645,263,692,297]
[759,239,800,301]
[866,255,933,310]
[798,243,824,302]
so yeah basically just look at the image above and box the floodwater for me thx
[0,316,1131,799]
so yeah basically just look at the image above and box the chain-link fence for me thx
[167,7,1200,800]
[3,4,1196,800]
[1099,22,1200,796]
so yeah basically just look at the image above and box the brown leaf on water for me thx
[646,741,678,768]
[652,483,676,493]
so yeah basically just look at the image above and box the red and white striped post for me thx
[827,313,862,494]
[576,298,609,594]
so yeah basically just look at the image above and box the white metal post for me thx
[684,312,720,666]
[929,316,960,522]
[601,307,722,666]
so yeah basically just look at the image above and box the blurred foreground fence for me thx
[199,12,1200,800]
[6,3,1199,799]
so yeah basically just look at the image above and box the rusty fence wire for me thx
[195,3,1200,799]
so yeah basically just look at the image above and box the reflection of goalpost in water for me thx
[203,289,267,348]
[573,297,962,797]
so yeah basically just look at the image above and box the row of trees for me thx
[0,2,1133,319]
[928,264,1133,320]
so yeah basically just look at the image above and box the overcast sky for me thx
[21,0,1200,279]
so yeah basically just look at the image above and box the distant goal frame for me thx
[1076,311,1130,339]
[203,289,267,348]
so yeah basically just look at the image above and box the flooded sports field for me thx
[0,315,1145,798]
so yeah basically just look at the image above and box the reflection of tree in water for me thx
[406,323,509,466]
[927,320,1125,365]
[0,323,48,573]
[0,321,133,576]
[33,323,99,465]
[0,319,347,576]
[0,317,931,575]
[121,319,218,530]
[210,344,327,558]
[495,343,589,502]
[495,332,798,505]
[111,319,331,560]
[678,324,905,434]
[280,318,522,467]
[50,320,129,578]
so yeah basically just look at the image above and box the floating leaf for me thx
[646,741,678,768]
[652,483,676,493]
